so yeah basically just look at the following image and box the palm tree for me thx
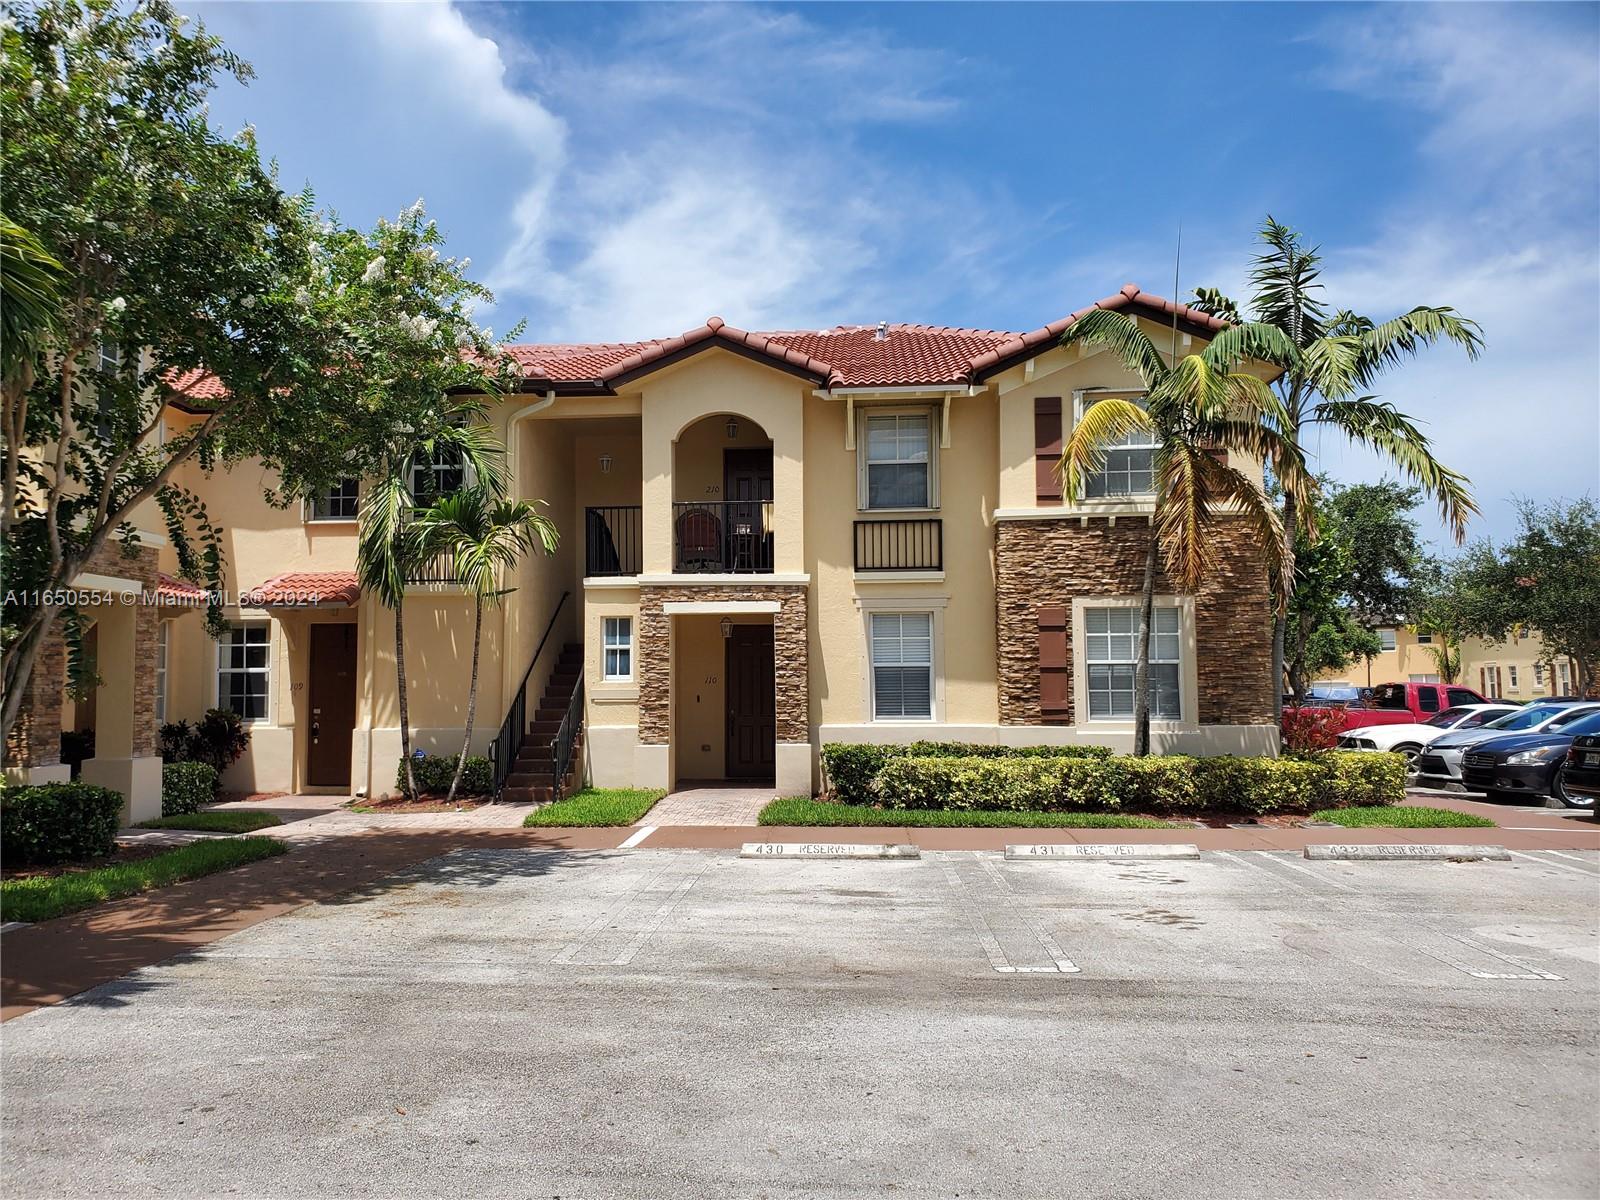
[1057,308,1313,755]
[1190,217,1483,702]
[414,484,558,805]
[357,398,506,800]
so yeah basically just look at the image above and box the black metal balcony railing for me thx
[585,506,643,578]
[406,544,458,584]
[853,517,943,572]
[673,500,774,574]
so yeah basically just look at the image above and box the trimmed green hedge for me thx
[0,782,124,866]
[870,750,1405,816]
[821,742,1113,805]
[162,762,219,816]
[397,753,493,797]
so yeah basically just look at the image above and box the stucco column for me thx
[78,599,162,822]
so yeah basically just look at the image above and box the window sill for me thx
[854,570,944,583]
[857,507,940,516]
[305,518,359,527]
[593,685,638,702]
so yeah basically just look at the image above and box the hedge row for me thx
[162,762,219,816]
[821,742,1113,806]
[867,751,1406,816]
[396,753,493,797]
[0,783,124,866]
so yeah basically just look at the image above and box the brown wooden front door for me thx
[307,623,357,788]
[725,624,775,780]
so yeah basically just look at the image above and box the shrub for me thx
[160,710,249,780]
[162,762,220,816]
[0,783,124,866]
[158,720,193,763]
[397,753,493,797]
[1315,751,1407,808]
[1280,707,1346,753]
[820,741,1112,805]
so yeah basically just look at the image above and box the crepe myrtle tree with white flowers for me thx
[273,200,530,801]
[0,0,346,740]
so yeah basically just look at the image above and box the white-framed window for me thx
[1378,628,1398,652]
[1077,393,1157,500]
[97,339,123,377]
[307,477,359,521]
[1415,632,1434,645]
[1084,605,1182,720]
[859,408,936,510]
[602,617,633,681]
[1508,665,1519,690]
[869,612,934,720]
[1534,663,1544,687]
[1408,673,1441,683]
[411,447,465,506]
[154,620,170,725]
[1558,662,1571,692]
[216,623,270,721]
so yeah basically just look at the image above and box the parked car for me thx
[1461,709,1600,806]
[1561,734,1600,810]
[1416,701,1600,787]
[1287,681,1489,735]
[1337,704,1520,768]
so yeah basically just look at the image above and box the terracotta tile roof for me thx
[155,573,207,606]
[245,571,361,608]
[161,285,1225,402]
[163,367,227,404]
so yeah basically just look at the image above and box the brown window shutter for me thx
[1035,397,1063,504]
[1038,605,1071,723]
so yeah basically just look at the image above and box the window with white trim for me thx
[1508,665,1519,690]
[1534,663,1544,687]
[1084,606,1181,720]
[1079,395,1157,499]
[1415,632,1434,645]
[217,623,270,721]
[1378,628,1398,652]
[859,409,936,510]
[869,612,933,720]
[602,617,632,681]
[154,621,170,725]
[97,339,123,377]
[411,447,465,505]
[307,477,359,521]
[1558,662,1571,692]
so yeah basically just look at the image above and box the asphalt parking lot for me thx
[4,847,1598,1200]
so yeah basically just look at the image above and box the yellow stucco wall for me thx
[1316,626,1580,700]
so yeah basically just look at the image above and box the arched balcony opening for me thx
[671,413,774,574]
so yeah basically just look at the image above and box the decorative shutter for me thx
[1038,605,1071,723]
[1035,397,1063,504]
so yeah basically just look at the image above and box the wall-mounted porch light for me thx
[720,616,733,638]
[598,453,612,474]
[725,418,738,440]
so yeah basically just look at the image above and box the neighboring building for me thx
[5,285,1282,804]
[1316,625,1580,701]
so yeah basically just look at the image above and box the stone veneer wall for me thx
[995,516,1274,726]
[636,584,809,745]
[5,539,161,768]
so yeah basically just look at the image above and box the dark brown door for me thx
[307,623,357,788]
[725,624,775,780]
[723,449,773,571]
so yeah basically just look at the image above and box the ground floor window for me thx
[154,621,170,724]
[1084,605,1181,720]
[603,616,633,681]
[217,623,270,720]
[870,612,933,720]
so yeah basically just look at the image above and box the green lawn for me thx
[136,811,284,834]
[1313,805,1497,829]
[758,798,1179,829]
[523,788,666,827]
[1,837,288,923]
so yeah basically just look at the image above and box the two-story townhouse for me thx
[9,284,1280,808]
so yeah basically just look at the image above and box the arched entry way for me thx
[671,413,774,574]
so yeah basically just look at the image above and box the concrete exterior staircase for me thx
[501,644,584,804]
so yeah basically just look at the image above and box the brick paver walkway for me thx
[637,784,777,826]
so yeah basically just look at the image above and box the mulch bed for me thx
[2,842,173,882]
[217,791,290,805]
[1191,813,1314,829]
[344,796,490,814]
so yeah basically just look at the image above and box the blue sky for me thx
[186,1,1599,546]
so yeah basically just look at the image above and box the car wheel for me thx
[1393,743,1423,769]
[1552,765,1596,809]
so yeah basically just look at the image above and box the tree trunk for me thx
[446,599,483,807]
[1133,535,1158,757]
[1273,489,1298,707]
[394,596,417,801]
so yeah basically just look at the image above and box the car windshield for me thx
[1545,706,1600,731]
[1481,704,1566,732]
[1426,707,1473,728]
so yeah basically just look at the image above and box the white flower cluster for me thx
[294,287,312,308]
[361,256,386,284]
[399,314,439,342]
[402,198,426,222]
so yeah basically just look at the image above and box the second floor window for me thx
[1080,396,1157,499]
[860,410,935,510]
[411,447,465,506]
[307,478,360,521]
[1378,628,1398,652]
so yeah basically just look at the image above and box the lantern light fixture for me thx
[720,617,733,638]
[725,418,738,439]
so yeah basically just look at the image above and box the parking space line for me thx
[937,855,1079,975]
[980,858,1079,970]
[1506,850,1600,878]
[619,826,656,849]
[553,856,710,966]
[1541,849,1600,871]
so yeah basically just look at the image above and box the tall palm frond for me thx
[1249,216,1328,348]
[1199,321,1299,374]
[1151,442,1219,594]
[1,215,63,377]
[1189,286,1243,326]
[1197,452,1294,607]
[356,471,416,607]
[1056,396,1154,501]
[1347,306,1484,390]
[1058,309,1170,383]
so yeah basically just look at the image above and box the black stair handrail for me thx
[551,677,585,803]
[490,590,570,798]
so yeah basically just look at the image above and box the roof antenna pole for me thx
[1170,222,1182,367]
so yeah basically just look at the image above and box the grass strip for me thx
[758,798,1178,829]
[523,788,667,827]
[1,837,288,923]
[1313,804,1496,829]
[136,811,284,834]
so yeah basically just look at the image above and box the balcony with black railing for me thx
[585,506,643,578]
[673,500,774,574]
[853,517,943,572]
[405,543,458,584]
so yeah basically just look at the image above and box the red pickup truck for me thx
[1290,681,1492,733]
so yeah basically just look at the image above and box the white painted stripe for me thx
[1217,849,1359,893]
[1542,848,1600,869]
[619,826,656,849]
[1506,849,1600,878]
